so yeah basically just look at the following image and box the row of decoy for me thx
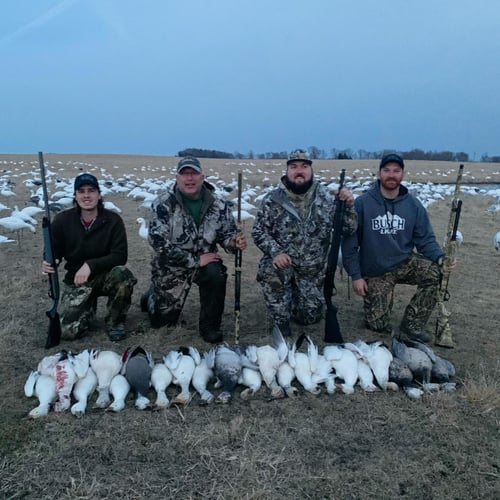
[24,327,457,418]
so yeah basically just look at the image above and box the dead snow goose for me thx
[24,371,57,418]
[212,344,246,403]
[164,347,196,405]
[323,344,358,394]
[391,338,432,385]
[106,374,131,412]
[151,362,173,409]
[90,349,123,408]
[191,348,216,405]
[71,367,98,417]
[122,346,154,410]
[288,335,319,395]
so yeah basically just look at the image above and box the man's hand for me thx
[232,232,247,251]
[272,253,292,270]
[42,259,59,275]
[337,187,355,206]
[74,263,91,285]
[199,252,221,267]
[352,278,368,296]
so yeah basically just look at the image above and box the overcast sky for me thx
[1,0,498,158]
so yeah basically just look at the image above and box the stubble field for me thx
[0,154,499,499]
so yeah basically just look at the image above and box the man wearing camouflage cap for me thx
[142,156,247,343]
[252,149,357,337]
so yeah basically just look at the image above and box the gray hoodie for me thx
[342,181,443,280]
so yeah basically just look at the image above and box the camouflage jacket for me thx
[149,182,237,269]
[252,178,357,269]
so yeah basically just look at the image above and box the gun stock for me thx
[324,169,346,343]
[435,164,464,348]
[39,152,62,349]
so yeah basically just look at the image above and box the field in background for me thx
[0,154,499,499]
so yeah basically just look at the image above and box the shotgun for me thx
[324,169,346,343]
[39,152,62,349]
[435,164,464,348]
[234,172,243,345]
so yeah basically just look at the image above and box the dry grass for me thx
[0,155,499,499]
[460,361,500,416]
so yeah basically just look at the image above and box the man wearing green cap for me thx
[142,156,247,343]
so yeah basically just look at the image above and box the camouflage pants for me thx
[147,261,227,335]
[60,266,137,340]
[256,256,324,325]
[363,253,440,333]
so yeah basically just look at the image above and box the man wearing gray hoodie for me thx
[342,153,443,342]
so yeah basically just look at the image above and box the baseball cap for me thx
[287,149,312,166]
[74,173,100,191]
[379,153,404,170]
[177,156,202,173]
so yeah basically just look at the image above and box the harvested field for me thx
[0,154,499,499]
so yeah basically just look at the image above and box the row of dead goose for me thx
[24,327,457,418]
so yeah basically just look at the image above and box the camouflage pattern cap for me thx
[287,149,312,166]
[177,156,202,173]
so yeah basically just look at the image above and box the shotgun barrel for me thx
[39,152,62,349]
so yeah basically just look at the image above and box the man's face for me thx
[176,167,204,197]
[379,163,404,191]
[75,185,100,211]
[286,161,313,185]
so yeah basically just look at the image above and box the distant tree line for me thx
[178,147,482,162]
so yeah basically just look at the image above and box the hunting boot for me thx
[398,320,431,343]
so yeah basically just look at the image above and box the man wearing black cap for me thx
[342,153,443,342]
[142,156,247,343]
[42,173,137,341]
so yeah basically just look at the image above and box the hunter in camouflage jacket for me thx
[149,181,237,268]
[145,181,239,337]
[252,178,357,327]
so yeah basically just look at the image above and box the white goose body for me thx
[191,348,215,405]
[107,374,131,412]
[164,348,196,405]
[24,371,57,418]
[71,367,98,417]
[90,350,123,408]
[323,345,359,394]
[151,362,173,409]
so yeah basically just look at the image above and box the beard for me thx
[283,175,314,194]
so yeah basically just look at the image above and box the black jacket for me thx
[51,206,128,284]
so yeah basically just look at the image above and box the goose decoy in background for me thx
[136,217,149,240]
